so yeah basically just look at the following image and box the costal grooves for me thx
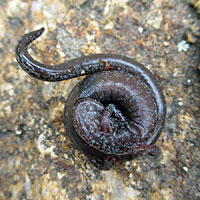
[16,28,166,169]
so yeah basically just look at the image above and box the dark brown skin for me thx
[16,28,166,169]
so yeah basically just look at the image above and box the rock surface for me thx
[0,0,199,199]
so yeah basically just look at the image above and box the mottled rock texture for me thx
[0,0,199,200]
